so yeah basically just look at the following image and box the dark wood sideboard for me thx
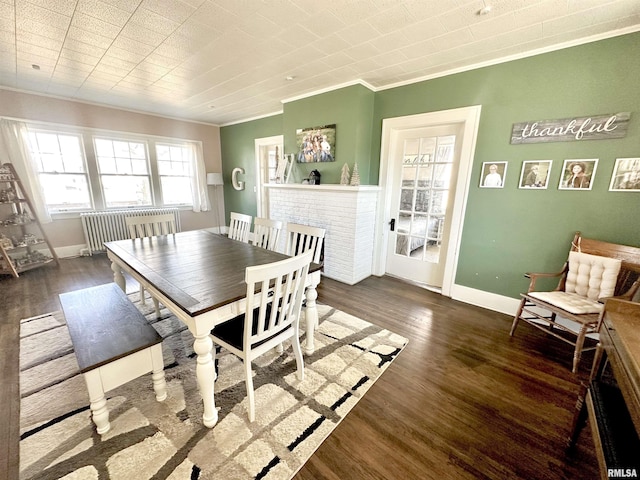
[569,298,640,479]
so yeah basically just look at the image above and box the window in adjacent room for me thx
[27,131,93,212]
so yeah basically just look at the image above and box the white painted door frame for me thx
[373,105,482,297]
[254,135,283,218]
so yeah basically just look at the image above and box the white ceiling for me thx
[1,0,639,126]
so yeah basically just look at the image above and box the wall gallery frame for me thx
[480,161,507,188]
[609,157,640,191]
[296,124,336,163]
[519,160,552,189]
[559,158,598,190]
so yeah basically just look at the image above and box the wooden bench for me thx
[59,283,167,434]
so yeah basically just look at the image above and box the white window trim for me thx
[17,121,208,217]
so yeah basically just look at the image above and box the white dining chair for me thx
[252,217,284,251]
[125,213,177,316]
[285,222,326,264]
[210,249,313,422]
[228,212,252,243]
[125,213,176,239]
[283,222,325,336]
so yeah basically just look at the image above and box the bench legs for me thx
[83,344,166,434]
[84,371,111,434]
[151,345,167,401]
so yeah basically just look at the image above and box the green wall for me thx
[222,32,640,300]
[283,84,375,184]
[220,84,375,218]
[220,114,282,221]
[374,33,640,298]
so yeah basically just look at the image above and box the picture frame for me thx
[558,159,598,190]
[518,160,552,189]
[479,161,507,188]
[296,124,336,163]
[609,157,640,192]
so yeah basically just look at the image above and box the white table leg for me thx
[304,282,318,355]
[111,261,126,292]
[193,333,218,428]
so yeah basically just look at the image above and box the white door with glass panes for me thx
[386,125,462,287]
[255,135,283,218]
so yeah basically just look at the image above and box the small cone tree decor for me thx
[340,163,351,185]
[350,163,360,186]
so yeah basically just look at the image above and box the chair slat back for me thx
[244,250,313,347]
[229,212,252,243]
[252,217,283,251]
[570,231,640,297]
[285,223,326,264]
[125,213,177,239]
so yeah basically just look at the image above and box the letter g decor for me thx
[231,167,245,191]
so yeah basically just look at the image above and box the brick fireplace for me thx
[266,184,380,285]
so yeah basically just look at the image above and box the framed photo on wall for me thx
[609,157,640,191]
[519,160,552,189]
[480,161,507,188]
[296,124,336,163]
[558,159,598,190]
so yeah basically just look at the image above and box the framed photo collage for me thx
[479,157,640,192]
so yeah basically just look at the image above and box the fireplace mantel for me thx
[266,183,380,285]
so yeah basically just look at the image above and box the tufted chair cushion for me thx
[529,291,605,314]
[565,251,621,300]
[529,252,622,314]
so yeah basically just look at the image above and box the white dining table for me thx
[104,230,322,427]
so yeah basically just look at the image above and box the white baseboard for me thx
[450,283,596,339]
[450,283,521,316]
[54,244,89,258]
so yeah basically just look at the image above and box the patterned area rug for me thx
[19,294,407,480]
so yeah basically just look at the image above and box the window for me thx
[23,123,204,214]
[94,137,152,208]
[156,143,193,205]
[27,131,92,212]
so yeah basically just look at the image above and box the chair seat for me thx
[209,250,312,422]
[212,305,286,350]
[528,291,605,315]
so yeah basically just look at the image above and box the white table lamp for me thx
[207,173,224,186]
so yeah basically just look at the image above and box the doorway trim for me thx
[254,135,283,218]
[373,105,482,297]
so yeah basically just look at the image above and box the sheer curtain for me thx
[0,119,51,223]
[189,141,211,212]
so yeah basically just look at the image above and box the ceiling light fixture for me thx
[285,76,295,81]
[478,5,492,15]
[32,64,40,70]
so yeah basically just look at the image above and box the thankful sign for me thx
[510,112,630,144]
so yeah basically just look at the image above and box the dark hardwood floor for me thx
[1,256,598,479]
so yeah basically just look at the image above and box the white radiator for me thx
[80,208,181,255]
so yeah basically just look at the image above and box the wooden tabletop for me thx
[105,230,321,318]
